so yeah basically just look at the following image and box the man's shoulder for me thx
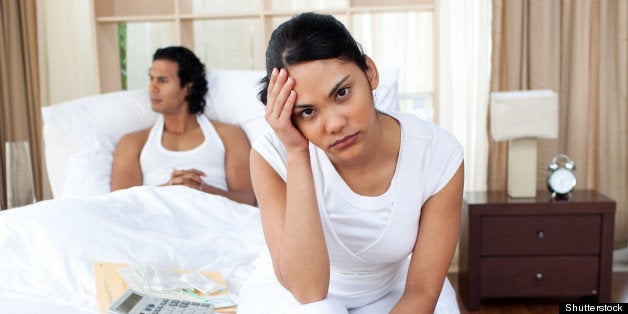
[118,128,151,146]
[210,119,245,136]
[209,119,238,130]
[208,119,249,147]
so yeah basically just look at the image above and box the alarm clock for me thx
[547,154,576,199]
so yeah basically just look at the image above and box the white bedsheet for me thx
[0,185,264,313]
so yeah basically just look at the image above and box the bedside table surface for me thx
[463,190,615,215]
[464,189,615,204]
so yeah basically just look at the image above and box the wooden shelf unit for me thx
[93,0,436,94]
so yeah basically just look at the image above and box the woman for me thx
[238,12,464,313]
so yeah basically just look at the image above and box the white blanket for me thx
[0,186,264,313]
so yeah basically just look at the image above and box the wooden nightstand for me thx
[458,190,615,310]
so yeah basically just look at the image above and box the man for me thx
[111,46,255,206]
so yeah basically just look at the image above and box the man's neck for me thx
[162,113,199,134]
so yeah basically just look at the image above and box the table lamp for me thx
[490,90,558,198]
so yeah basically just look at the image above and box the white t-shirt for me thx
[140,114,227,189]
[251,110,463,306]
[318,147,395,253]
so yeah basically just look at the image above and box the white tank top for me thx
[140,114,227,189]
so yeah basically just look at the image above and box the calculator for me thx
[108,289,215,314]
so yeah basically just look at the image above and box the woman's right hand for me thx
[265,68,309,151]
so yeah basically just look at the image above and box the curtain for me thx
[490,0,628,245]
[436,0,492,273]
[126,23,177,90]
[35,0,100,200]
[438,0,492,192]
[37,0,99,105]
[0,0,41,209]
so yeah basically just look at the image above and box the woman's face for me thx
[288,58,380,163]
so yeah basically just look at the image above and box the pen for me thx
[183,289,210,302]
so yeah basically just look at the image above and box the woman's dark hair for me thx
[258,12,368,105]
[153,46,208,114]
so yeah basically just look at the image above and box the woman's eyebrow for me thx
[328,75,350,97]
[293,103,312,109]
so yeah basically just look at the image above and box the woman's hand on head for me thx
[265,68,309,152]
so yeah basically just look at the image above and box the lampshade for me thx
[490,89,558,141]
[489,89,559,198]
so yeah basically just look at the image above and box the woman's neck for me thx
[329,112,401,194]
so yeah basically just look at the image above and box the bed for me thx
[0,68,429,313]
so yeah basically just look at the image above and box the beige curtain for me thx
[490,0,628,245]
[438,0,492,193]
[0,0,42,209]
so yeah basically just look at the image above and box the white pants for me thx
[237,274,459,314]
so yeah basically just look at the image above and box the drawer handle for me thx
[537,231,545,239]
[536,273,543,281]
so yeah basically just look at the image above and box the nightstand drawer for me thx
[481,256,599,298]
[481,214,601,255]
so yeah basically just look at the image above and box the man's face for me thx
[148,59,189,114]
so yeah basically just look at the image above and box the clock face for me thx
[548,168,576,194]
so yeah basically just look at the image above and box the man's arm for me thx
[209,121,256,206]
[110,130,149,191]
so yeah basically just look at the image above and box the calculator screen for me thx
[112,292,143,313]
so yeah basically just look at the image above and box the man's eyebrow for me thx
[328,75,350,98]
[149,74,169,80]
[148,69,169,79]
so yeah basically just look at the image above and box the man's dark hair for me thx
[153,46,208,114]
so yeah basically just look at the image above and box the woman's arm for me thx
[250,68,330,304]
[250,148,330,303]
[391,162,464,313]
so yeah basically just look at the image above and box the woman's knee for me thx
[291,296,348,314]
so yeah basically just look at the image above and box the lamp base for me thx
[507,138,537,198]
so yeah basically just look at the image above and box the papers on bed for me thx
[95,261,238,313]
[116,262,225,295]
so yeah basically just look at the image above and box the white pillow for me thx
[61,128,115,198]
[375,67,400,112]
[205,69,266,125]
[42,90,157,198]
[204,69,266,142]
[42,68,401,198]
